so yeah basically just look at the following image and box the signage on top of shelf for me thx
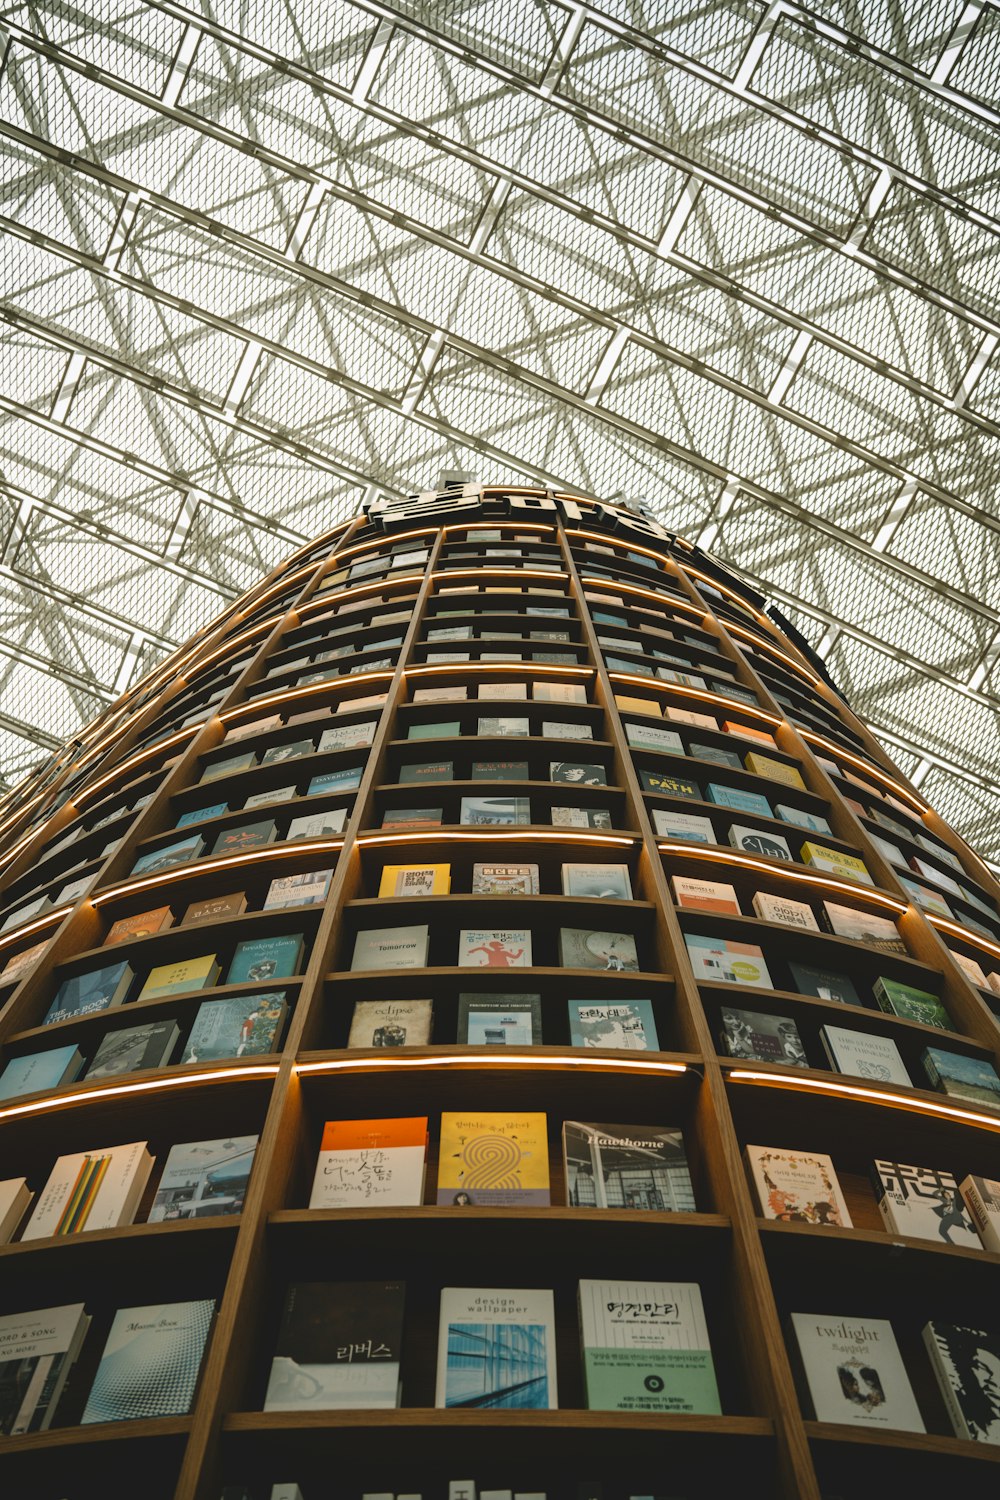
[364,487,676,545]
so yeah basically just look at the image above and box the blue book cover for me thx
[82,1300,215,1422]
[0,1044,83,1100]
[44,961,133,1026]
[182,994,286,1064]
[176,804,228,828]
[705,784,773,818]
[923,1047,1000,1106]
[226,934,303,985]
[307,768,363,796]
[568,1000,659,1051]
[131,835,204,876]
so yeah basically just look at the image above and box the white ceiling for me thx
[0,0,997,861]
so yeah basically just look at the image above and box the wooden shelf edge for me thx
[224,1409,772,1435]
[804,1419,1000,1461]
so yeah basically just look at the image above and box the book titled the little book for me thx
[45,960,133,1026]
[378,863,451,897]
[436,1287,557,1408]
[790,1313,924,1430]
[924,1322,1000,1443]
[82,1300,215,1422]
[351,926,429,971]
[872,1160,979,1246]
[227,934,303,985]
[458,929,531,967]
[23,1140,154,1240]
[347,998,433,1048]
[960,1174,1000,1253]
[563,1122,694,1211]
[471,863,539,895]
[721,1007,808,1068]
[148,1136,259,1221]
[922,1047,1000,1108]
[457,994,542,1045]
[182,993,287,1064]
[568,999,658,1051]
[310,1118,428,1209]
[559,928,638,971]
[746,1145,851,1226]
[561,864,633,900]
[819,1026,910,1086]
[685,934,772,988]
[0,1303,90,1433]
[437,1113,549,1207]
[578,1279,721,1414]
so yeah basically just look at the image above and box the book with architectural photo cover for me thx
[457,994,542,1045]
[0,1303,90,1434]
[148,1136,259,1221]
[436,1287,556,1409]
[562,1122,694,1211]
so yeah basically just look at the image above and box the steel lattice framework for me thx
[0,0,998,862]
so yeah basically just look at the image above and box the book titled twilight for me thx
[264,1282,404,1410]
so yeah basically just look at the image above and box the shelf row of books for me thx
[224,1481,686,1500]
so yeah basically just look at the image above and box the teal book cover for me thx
[182,994,286,1063]
[705,784,773,817]
[44,961,132,1025]
[226,934,304,985]
[568,1000,658,1051]
[0,1044,82,1100]
[82,1300,215,1422]
[177,804,227,828]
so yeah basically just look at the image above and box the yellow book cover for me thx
[614,695,661,717]
[744,753,807,789]
[800,843,872,883]
[378,864,451,897]
[138,952,221,999]
[437,1111,550,1206]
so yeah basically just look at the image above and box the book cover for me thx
[458,929,531,968]
[689,742,742,770]
[820,902,906,953]
[413,685,468,704]
[578,1279,720,1414]
[0,1178,31,1244]
[960,1175,1000,1253]
[652,810,716,843]
[131,834,205,876]
[705,785,773,818]
[568,1000,658,1051]
[398,760,453,784]
[0,1303,90,1434]
[103,907,173,946]
[263,869,334,910]
[23,1140,153,1240]
[471,760,529,781]
[727,824,793,861]
[46,961,134,1030]
[471,864,539,895]
[721,1007,808,1067]
[790,1313,924,1430]
[788,962,860,1006]
[665,706,716,730]
[262,740,315,766]
[476,715,530,738]
[820,1026,911,1085]
[460,796,531,826]
[226,933,304,984]
[640,769,701,800]
[725,723,774,746]
[685,934,772,988]
[670,876,740,915]
[82,1300,215,1422]
[182,993,287,1063]
[477,682,526,701]
[1,939,47,979]
[148,1136,258,1221]
[350,926,429,971]
[800,843,873,886]
[310,1118,427,1209]
[746,1146,851,1226]
[776,805,832,834]
[409,720,461,740]
[562,1122,694,1211]
[138,953,220,1001]
[305,771,362,798]
[625,725,683,755]
[180,891,247,925]
[381,807,443,830]
[951,951,989,988]
[532,681,586,704]
[243,786,296,811]
[378,864,451,897]
[551,806,613,829]
[200,753,255,784]
[743,754,807,790]
[457,994,542,1045]
[559,928,638,971]
[924,1322,1000,1443]
[85,1020,180,1078]
[437,1113,549,1206]
[751,891,819,930]
[347,998,433,1047]
[436,1288,556,1408]
[550,762,607,786]
[872,1160,979,1246]
[873,978,950,1030]
[922,1047,1000,1107]
[543,721,592,740]
[0,1044,83,1100]
[211,820,278,857]
[562,864,633,901]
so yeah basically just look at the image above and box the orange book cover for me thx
[723,721,774,746]
[318,1117,428,1152]
[103,906,174,945]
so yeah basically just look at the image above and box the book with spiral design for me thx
[437,1112,549,1207]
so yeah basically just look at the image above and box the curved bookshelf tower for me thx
[1,485,999,1500]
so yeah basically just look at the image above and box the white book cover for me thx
[561,864,632,901]
[478,717,530,737]
[82,1300,215,1422]
[652,810,716,844]
[751,892,819,930]
[23,1141,153,1240]
[351,925,429,971]
[319,722,376,751]
[477,683,527,700]
[746,1146,852,1227]
[264,869,334,909]
[286,809,348,841]
[472,864,540,895]
[872,1161,979,1247]
[458,930,532,968]
[0,1177,31,1244]
[244,785,296,809]
[924,1322,1000,1443]
[625,724,683,753]
[309,1119,427,1209]
[790,1312,924,1430]
[543,721,593,740]
[436,1288,557,1408]
[532,682,586,704]
[959,1174,1000,1253]
[820,1026,911,1086]
[664,706,717,730]
[413,686,467,704]
[0,1303,90,1433]
[578,1279,720,1414]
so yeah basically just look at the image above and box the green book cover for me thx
[408,721,460,740]
[874,977,950,1030]
[578,1279,721,1413]
[182,993,287,1063]
[226,934,304,985]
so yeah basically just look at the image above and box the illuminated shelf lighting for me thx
[607,673,782,725]
[296,1054,689,1077]
[443,521,555,535]
[432,568,568,582]
[405,662,593,680]
[0,905,72,956]
[298,574,426,620]
[929,916,1000,963]
[579,575,705,619]
[90,839,346,906]
[185,617,282,680]
[655,842,907,913]
[798,731,929,814]
[727,1067,1000,1134]
[565,529,673,568]
[219,674,395,721]
[678,563,770,625]
[724,620,824,689]
[74,726,199,808]
[357,830,636,850]
[330,527,439,564]
[0,1064,282,1125]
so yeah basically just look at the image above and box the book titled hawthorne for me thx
[148,1136,259,1221]
[265,1282,405,1410]
[0,1303,90,1434]
[351,926,429,971]
[872,1160,979,1247]
[309,1118,428,1209]
[579,1280,720,1414]
[790,1312,924,1431]
[562,1122,695,1211]
[23,1140,154,1240]
[924,1322,1000,1443]
[746,1146,852,1227]
[437,1112,549,1207]
[82,1300,215,1422]
[436,1288,557,1409]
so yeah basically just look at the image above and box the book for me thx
[800,843,873,885]
[727,824,793,861]
[437,1112,548,1207]
[685,934,772,988]
[458,929,531,967]
[460,796,531,826]
[212,820,277,857]
[550,761,607,785]
[309,1118,428,1209]
[670,875,740,915]
[872,977,950,1030]
[181,891,247,925]
[262,739,315,766]
[200,752,255,783]
[909,856,963,898]
[640,769,701,800]
[551,806,613,829]
[348,998,433,1047]
[1,894,53,932]
[788,961,860,1006]
[471,760,529,781]
[477,682,525,702]
[960,1175,1000,1252]
[725,722,774,745]
[746,1145,851,1226]
[819,1026,910,1085]
[471,863,539,894]
[559,928,638,971]
[131,833,206,875]
[380,807,443,829]
[0,1303,90,1433]
[378,863,451,897]
[790,1312,924,1430]
[689,742,742,770]
[409,720,461,740]
[0,1178,31,1243]
[0,1044,83,1099]
[457,994,542,1045]
[951,950,990,988]
[23,1141,154,1240]
[44,960,133,1025]
[85,1020,180,1078]
[226,933,303,984]
[924,1322,1000,1443]
[922,1047,1000,1108]
[706,784,773,818]
[264,869,334,909]
[872,1160,979,1246]
[665,705,716,730]
[0,939,47,978]
[182,993,287,1063]
[562,864,633,900]
[578,1279,720,1414]
[652,809,716,843]
[148,1135,258,1221]
[351,926,429,970]
[436,1287,556,1408]
[243,785,296,811]
[82,1299,215,1422]
[103,907,173,945]
[562,1122,694,1211]
[568,999,658,1050]
[776,805,832,834]
[137,952,221,1001]
[543,720,592,740]
[398,760,453,784]
[413,685,468,704]
[533,681,586,704]
[305,770,362,798]
[819,901,906,953]
[625,724,683,755]
[744,753,806,790]
[720,1007,808,1067]
[751,891,819,930]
